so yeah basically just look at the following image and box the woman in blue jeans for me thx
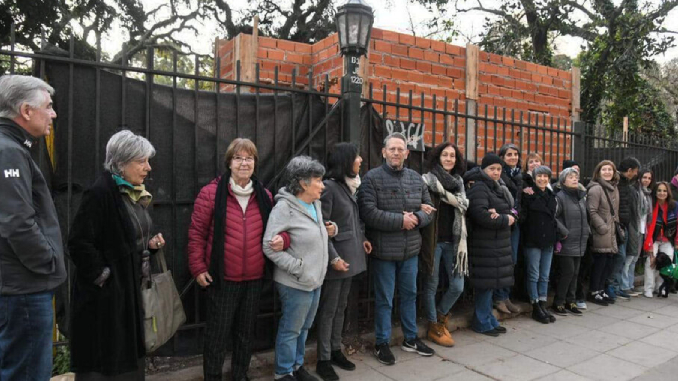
[520,165,558,324]
[421,142,468,347]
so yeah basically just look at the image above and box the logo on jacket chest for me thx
[4,169,20,178]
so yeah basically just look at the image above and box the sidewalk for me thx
[149,293,678,381]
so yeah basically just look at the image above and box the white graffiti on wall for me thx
[384,119,425,151]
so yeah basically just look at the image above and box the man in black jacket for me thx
[358,133,434,365]
[607,157,640,300]
[0,75,66,381]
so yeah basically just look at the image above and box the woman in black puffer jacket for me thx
[465,154,516,337]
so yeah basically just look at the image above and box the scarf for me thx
[423,166,470,275]
[210,171,272,285]
[344,175,361,196]
[644,202,668,251]
[230,177,254,213]
[113,174,152,208]
[505,166,521,179]
[672,176,678,190]
[480,170,515,208]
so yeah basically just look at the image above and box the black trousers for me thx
[589,253,614,293]
[203,279,262,381]
[554,256,581,306]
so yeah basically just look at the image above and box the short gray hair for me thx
[533,165,552,178]
[0,75,55,119]
[559,167,580,185]
[104,130,156,175]
[383,132,408,147]
[284,156,325,196]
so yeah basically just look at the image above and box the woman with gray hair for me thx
[520,165,558,324]
[69,130,164,380]
[263,156,339,381]
[552,168,590,316]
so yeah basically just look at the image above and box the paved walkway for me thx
[254,295,678,381]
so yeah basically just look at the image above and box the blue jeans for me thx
[472,288,499,333]
[494,225,520,301]
[524,246,554,302]
[274,283,321,376]
[424,242,464,322]
[607,228,628,293]
[622,253,639,291]
[0,291,54,381]
[372,256,418,345]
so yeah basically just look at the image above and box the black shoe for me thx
[565,303,583,316]
[277,375,297,381]
[531,302,550,324]
[401,338,435,356]
[294,366,319,381]
[315,361,338,381]
[493,326,507,334]
[374,343,396,365]
[330,350,355,371]
[475,328,500,337]
[539,301,556,323]
[588,292,609,306]
[551,305,568,316]
[601,292,616,304]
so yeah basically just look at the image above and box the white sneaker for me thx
[643,291,654,298]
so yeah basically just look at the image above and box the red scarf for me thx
[643,202,669,251]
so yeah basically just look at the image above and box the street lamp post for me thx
[335,0,374,145]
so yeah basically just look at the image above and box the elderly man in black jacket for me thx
[0,75,66,381]
[607,157,641,300]
[358,133,434,365]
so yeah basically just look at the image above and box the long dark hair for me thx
[639,168,655,191]
[427,142,466,175]
[325,142,359,180]
[653,181,676,210]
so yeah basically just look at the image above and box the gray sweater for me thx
[263,187,334,291]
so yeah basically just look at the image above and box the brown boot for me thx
[504,299,522,314]
[427,315,454,347]
[493,300,511,314]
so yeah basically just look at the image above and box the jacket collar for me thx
[382,162,404,176]
[0,118,35,150]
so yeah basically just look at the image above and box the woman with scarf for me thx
[465,153,516,337]
[315,143,371,381]
[69,130,165,380]
[586,160,620,306]
[520,165,558,323]
[187,138,288,381]
[642,181,678,297]
[421,142,468,347]
[494,143,523,314]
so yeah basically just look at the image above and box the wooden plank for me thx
[465,43,479,100]
[571,66,581,121]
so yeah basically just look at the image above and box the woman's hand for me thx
[325,221,337,237]
[363,240,373,254]
[523,187,535,195]
[488,208,500,219]
[420,204,436,214]
[332,259,350,272]
[269,234,284,252]
[196,272,213,287]
[149,233,165,250]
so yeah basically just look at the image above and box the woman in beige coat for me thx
[586,160,620,306]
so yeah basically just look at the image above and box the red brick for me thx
[454,79,465,90]
[500,88,512,97]
[512,90,523,99]
[480,73,492,83]
[525,62,537,72]
[447,67,463,78]
[408,71,424,83]
[446,44,463,56]
[295,43,312,53]
[532,73,542,83]
[409,47,424,59]
[536,65,548,75]
[480,63,497,74]
[303,55,313,65]
[515,60,527,70]
[558,89,570,99]
[424,51,440,63]
[287,52,304,64]
[509,68,523,79]
[489,54,502,64]
[497,66,509,76]
[371,28,384,39]
[488,85,501,96]
[432,64,447,75]
[515,80,529,90]
[523,92,535,102]
[440,54,455,66]
[416,61,432,73]
[559,70,570,80]
[400,58,416,70]
[369,52,383,64]
[422,74,439,86]
[491,75,503,86]
[431,40,446,53]
[382,30,399,42]
[504,78,515,88]
[553,78,564,87]
[479,51,490,61]
[375,65,392,78]
[259,37,277,49]
[541,76,553,85]
[547,67,558,77]
[384,55,400,67]
[392,44,408,56]
[391,68,408,80]
[268,50,284,60]
[415,37,431,49]
[478,84,488,94]
[278,40,295,51]
[454,57,466,67]
[399,33,415,45]
[502,56,515,67]
[374,40,392,54]
[521,71,532,80]
[257,48,267,59]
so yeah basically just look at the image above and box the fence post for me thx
[465,43,479,162]
[573,121,586,166]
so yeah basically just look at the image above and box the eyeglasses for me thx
[233,156,255,164]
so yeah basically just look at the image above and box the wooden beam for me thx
[465,43,479,100]
[571,66,581,121]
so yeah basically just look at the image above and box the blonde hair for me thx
[523,153,543,173]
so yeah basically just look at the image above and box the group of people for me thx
[2,74,678,381]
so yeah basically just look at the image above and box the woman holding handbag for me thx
[586,160,620,307]
[642,181,678,297]
[69,130,165,380]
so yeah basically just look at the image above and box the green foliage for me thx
[52,343,71,376]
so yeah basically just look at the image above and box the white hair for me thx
[104,130,156,175]
[0,75,55,119]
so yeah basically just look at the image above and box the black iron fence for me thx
[2,30,678,356]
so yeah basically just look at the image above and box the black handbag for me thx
[602,188,626,244]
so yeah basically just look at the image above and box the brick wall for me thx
[215,28,576,169]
